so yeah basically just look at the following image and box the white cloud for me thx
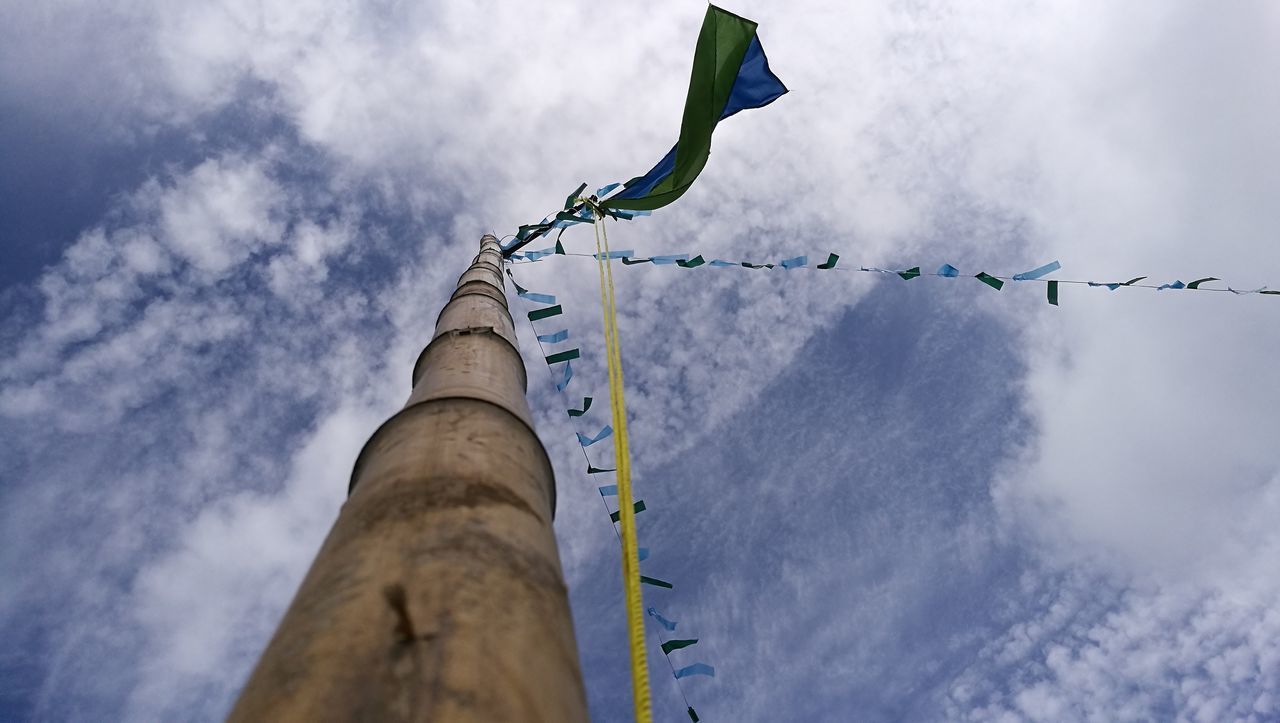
[156,155,288,274]
[122,405,382,720]
[2,0,1277,720]
[945,575,1280,722]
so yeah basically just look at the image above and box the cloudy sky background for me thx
[2,1,1278,720]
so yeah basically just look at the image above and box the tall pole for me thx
[230,234,588,722]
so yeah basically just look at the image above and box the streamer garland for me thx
[509,266,719,722]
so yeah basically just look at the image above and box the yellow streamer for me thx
[593,213,651,722]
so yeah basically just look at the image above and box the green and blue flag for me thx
[505,5,785,256]
[604,5,787,211]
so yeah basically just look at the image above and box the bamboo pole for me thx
[229,234,588,722]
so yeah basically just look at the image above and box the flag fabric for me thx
[604,5,787,212]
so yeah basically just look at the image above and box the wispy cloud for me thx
[1,1,1277,721]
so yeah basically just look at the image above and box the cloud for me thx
[2,0,1277,720]
[121,405,382,721]
[944,573,1280,722]
[155,155,289,274]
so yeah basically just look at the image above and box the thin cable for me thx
[512,253,1268,294]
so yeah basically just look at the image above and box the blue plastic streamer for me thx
[647,606,678,631]
[577,425,613,447]
[519,291,556,305]
[1012,260,1061,281]
[593,250,635,260]
[524,248,555,261]
[598,484,618,496]
[708,259,737,267]
[780,255,807,269]
[673,663,716,680]
[537,329,569,344]
[556,360,573,392]
[638,547,649,561]
[651,254,691,265]
[596,182,621,197]
[1157,280,1186,290]
[938,264,961,277]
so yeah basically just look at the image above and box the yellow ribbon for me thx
[592,211,651,722]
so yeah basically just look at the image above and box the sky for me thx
[1,1,1278,721]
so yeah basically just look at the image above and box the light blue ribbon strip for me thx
[577,425,613,447]
[524,248,556,261]
[1012,260,1061,281]
[593,250,635,260]
[537,329,569,344]
[780,255,808,269]
[647,606,678,631]
[519,291,556,305]
[596,182,621,197]
[1088,276,1147,291]
[638,547,649,561]
[673,663,716,680]
[651,254,691,265]
[556,360,573,392]
[598,485,618,496]
[938,264,961,277]
[1157,280,1186,290]
[708,259,737,267]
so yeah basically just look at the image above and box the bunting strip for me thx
[610,500,647,523]
[545,349,580,365]
[648,607,678,632]
[555,360,572,392]
[674,663,716,679]
[512,251,1277,307]
[1013,260,1061,280]
[538,329,569,344]
[528,304,563,321]
[577,425,613,447]
[662,639,699,655]
[568,397,592,417]
[974,272,1004,291]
